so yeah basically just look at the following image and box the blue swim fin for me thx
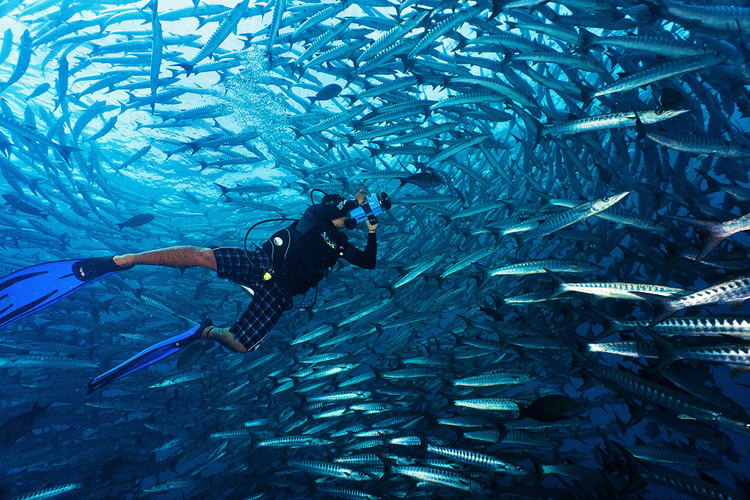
[87,324,203,394]
[0,257,128,331]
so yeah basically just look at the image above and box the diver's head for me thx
[320,194,357,229]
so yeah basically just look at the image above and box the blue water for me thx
[1,1,750,499]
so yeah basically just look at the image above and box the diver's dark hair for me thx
[320,193,345,205]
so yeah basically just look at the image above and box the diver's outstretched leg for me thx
[114,246,217,271]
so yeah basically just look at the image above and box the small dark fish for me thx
[518,395,581,422]
[26,82,50,101]
[2,193,47,219]
[659,87,685,109]
[310,83,342,104]
[0,29,12,67]
[0,401,48,445]
[399,171,443,188]
[115,213,155,230]
[177,343,204,370]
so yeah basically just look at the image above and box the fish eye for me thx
[656,109,665,115]
[602,196,610,202]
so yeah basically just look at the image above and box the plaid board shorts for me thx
[212,247,293,351]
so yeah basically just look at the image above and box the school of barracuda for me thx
[1,0,750,498]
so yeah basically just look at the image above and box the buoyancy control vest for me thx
[260,205,347,296]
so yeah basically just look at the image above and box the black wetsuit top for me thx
[261,203,377,296]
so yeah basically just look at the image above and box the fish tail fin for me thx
[583,306,625,337]
[694,169,721,194]
[516,402,527,420]
[579,85,594,107]
[544,269,567,299]
[529,455,545,484]
[489,0,503,20]
[58,144,79,163]
[646,329,680,371]
[634,111,646,141]
[215,183,229,196]
[576,28,598,53]
[694,231,725,262]
[630,291,677,326]
[178,63,194,76]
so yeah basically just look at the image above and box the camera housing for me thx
[347,192,391,227]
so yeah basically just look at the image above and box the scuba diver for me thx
[0,188,387,393]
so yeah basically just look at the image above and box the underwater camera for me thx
[346,192,391,228]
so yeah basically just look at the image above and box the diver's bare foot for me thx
[113,255,133,267]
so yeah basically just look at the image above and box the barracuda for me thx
[288,460,371,481]
[454,398,520,411]
[464,32,547,54]
[464,429,501,443]
[257,435,332,448]
[343,121,419,145]
[406,4,483,60]
[663,2,750,33]
[670,212,750,261]
[511,51,605,74]
[389,464,482,492]
[489,259,596,276]
[149,370,203,388]
[592,54,725,99]
[337,298,392,327]
[209,429,250,439]
[0,355,98,369]
[393,256,443,288]
[589,364,723,424]
[305,363,357,380]
[656,339,750,368]
[437,415,492,428]
[0,113,77,160]
[317,486,381,500]
[296,18,352,67]
[319,327,376,348]
[453,371,533,387]
[383,122,454,145]
[427,444,529,474]
[543,109,687,136]
[503,288,557,304]
[307,390,371,402]
[500,217,542,235]
[440,246,496,279]
[382,367,434,379]
[450,76,538,109]
[547,272,690,300]
[588,341,659,358]
[522,192,629,239]
[393,195,457,205]
[646,130,750,158]
[300,352,347,363]
[430,92,506,111]
[298,104,368,135]
[641,276,750,325]
[425,135,489,168]
[583,34,711,57]
[595,312,750,338]
[449,200,510,219]
[357,10,428,66]
[640,467,743,500]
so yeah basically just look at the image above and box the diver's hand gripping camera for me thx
[347,192,391,228]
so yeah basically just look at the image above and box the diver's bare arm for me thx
[114,246,217,271]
